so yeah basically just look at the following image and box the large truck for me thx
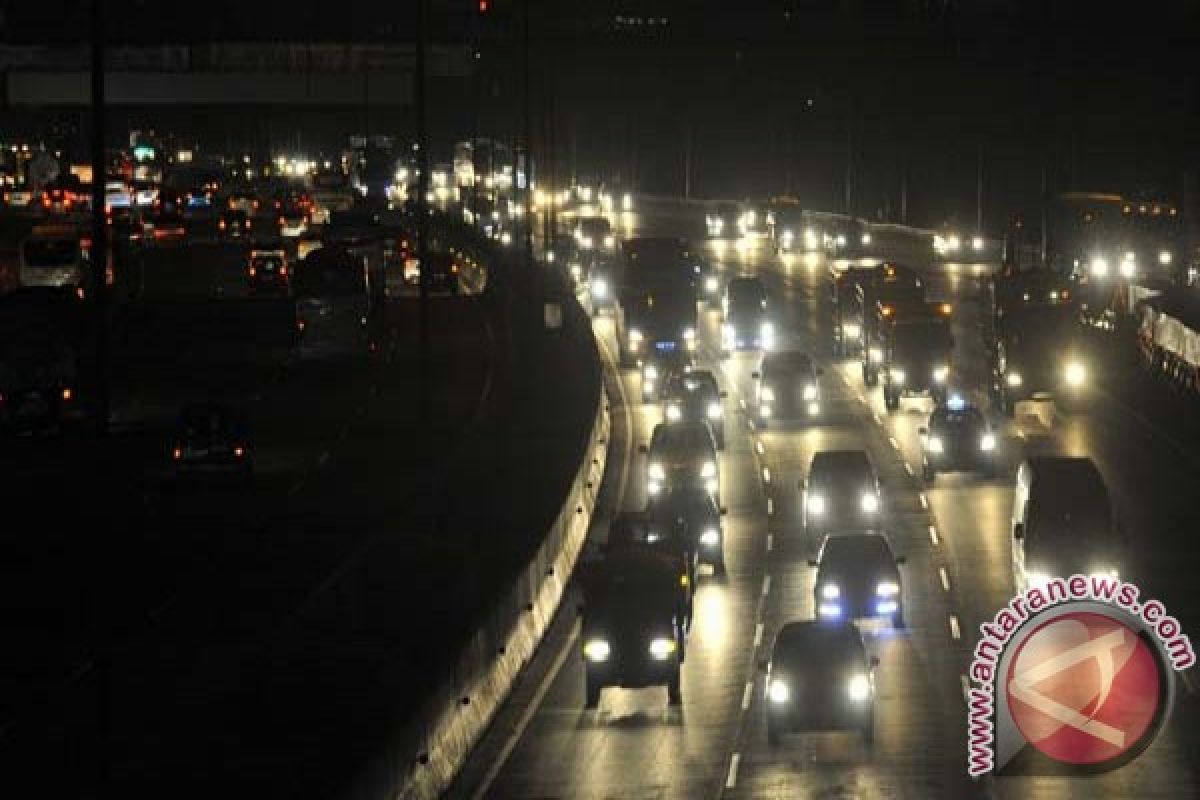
[987,305,1089,416]
[855,264,925,386]
[0,287,93,434]
[615,239,698,371]
[876,302,954,410]
[1136,287,1200,398]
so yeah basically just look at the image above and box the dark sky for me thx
[2,0,1197,227]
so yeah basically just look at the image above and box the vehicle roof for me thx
[773,620,865,662]
[818,532,895,566]
[652,487,720,517]
[763,350,814,372]
[651,421,715,450]
[930,406,985,426]
[810,449,872,474]
[1023,456,1105,488]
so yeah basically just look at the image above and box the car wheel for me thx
[884,388,899,411]
[667,669,683,706]
[585,678,602,709]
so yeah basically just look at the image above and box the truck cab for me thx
[878,303,954,410]
[988,306,1088,415]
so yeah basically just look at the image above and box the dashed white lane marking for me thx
[950,615,962,641]
[755,440,765,455]
[873,412,882,425]
[753,622,764,648]
[725,753,741,789]
[961,674,971,702]
[762,466,771,483]
[888,436,901,450]
[903,462,914,476]
[766,497,774,515]
[919,492,929,509]
[742,681,754,711]
[939,567,951,592]
[929,524,940,546]
[766,533,774,552]
[761,575,772,596]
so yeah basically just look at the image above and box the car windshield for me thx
[822,535,892,568]
[775,624,863,667]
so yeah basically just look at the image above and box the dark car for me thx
[643,421,720,504]
[753,350,823,425]
[802,450,882,536]
[764,620,878,746]
[606,511,695,627]
[722,276,773,352]
[218,209,252,239]
[248,251,290,295]
[171,403,253,478]
[919,396,998,481]
[810,532,906,627]
[662,369,726,448]
[649,487,726,575]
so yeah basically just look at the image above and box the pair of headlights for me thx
[583,637,676,662]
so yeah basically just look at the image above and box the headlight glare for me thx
[583,639,611,662]
[649,637,677,660]
[768,679,790,704]
[860,492,879,513]
[847,673,870,702]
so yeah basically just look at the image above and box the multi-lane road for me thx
[451,205,1200,798]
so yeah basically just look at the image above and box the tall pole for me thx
[844,98,854,216]
[415,0,431,423]
[976,144,984,233]
[522,0,534,266]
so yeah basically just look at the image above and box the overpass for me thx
[1,42,472,106]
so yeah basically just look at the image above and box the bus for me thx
[292,244,376,359]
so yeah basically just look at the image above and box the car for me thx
[642,421,720,503]
[579,547,687,707]
[650,487,727,576]
[753,350,823,425]
[722,276,773,352]
[575,216,616,252]
[145,211,187,245]
[662,369,726,448]
[763,619,878,746]
[248,250,290,295]
[1011,457,1122,593]
[801,450,882,536]
[810,532,906,627]
[218,209,252,239]
[706,202,741,239]
[918,395,998,481]
[170,403,253,479]
[277,202,309,237]
[606,511,695,627]
[639,347,692,404]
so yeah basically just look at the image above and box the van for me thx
[1011,456,1121,592]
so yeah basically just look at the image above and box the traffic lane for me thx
[482,315,768,799]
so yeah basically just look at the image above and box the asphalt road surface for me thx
[451,205,1200,799]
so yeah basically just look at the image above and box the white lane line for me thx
[961,674,971,702]
[725,753,741,790]
[888,436,901,450]
[762,466,771,483]
[950,615,961,641]
[754,622,764,649]
[919,492,929,509]
[939,567,951,592]
[766,497,774,515]
[742,681,754,711]
[762,575,772,596]
[903,462,914,476]
[929,524,940,546]
[756,440,765,455]
[766,533,773,552]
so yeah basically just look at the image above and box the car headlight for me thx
[604,235,615,248]
[821,583,840,599]
[818,601,841,617]
[861,233,872,246]
[583,639,611,662]
[707,402,722,420]
[1120,258,1136,279]
[705,276,719,292]
[889,368,906,384]
[761,386,775,403]
[806,493,825,514]
[842,322,861,339]
[580,235,594,248]
[981,433,996,451]
[648,463,665,481]
[1159,250,1173,266]
[1064,361,1086,387]
[760,322,774,338]
[643,364,657,380]
[630,328,643,344]
[700,528,720,547]
[591,277,608,298]
[807,401,820,416]
[836,234,847,247]
[846,673,870,702]
[649,637,677,660]
[860,492,879,513]
[569,263,581,279]
[876,581,899,597]
[1005,371,1023,388]
[946,235,961,251]
[972,236,984,251]
[803,385,817,400]
[666,404,682,421]
[869,347,883,363]
[933,365,949,383]
[768,678,791,704]
[1090,257,1109,277]
[622,193,633,211]
[701,460,717,478]
[683,327,696,340]
[780,229,794,244]
[927,435,944,453]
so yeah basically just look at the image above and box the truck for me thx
[856,264,925,386]
[987,303,1089,416]
[0,287,93,434]
[578,545,689,708]
[831,263,903,357]
[877,303,954,410]
[1135,287,1200,398]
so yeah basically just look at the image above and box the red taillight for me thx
[279,266,288,276]
[233,445,246,459]
[172,447,183,460]
[61,387,73,401]
[248,266,257,277]
[219,219,226,230]
[297,320,306,331]
[279,216,285,226]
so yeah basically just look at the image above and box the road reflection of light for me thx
[780,253,796,273]
[709,239,728,257]
[802,252,822,270]
[691,584,730,647]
